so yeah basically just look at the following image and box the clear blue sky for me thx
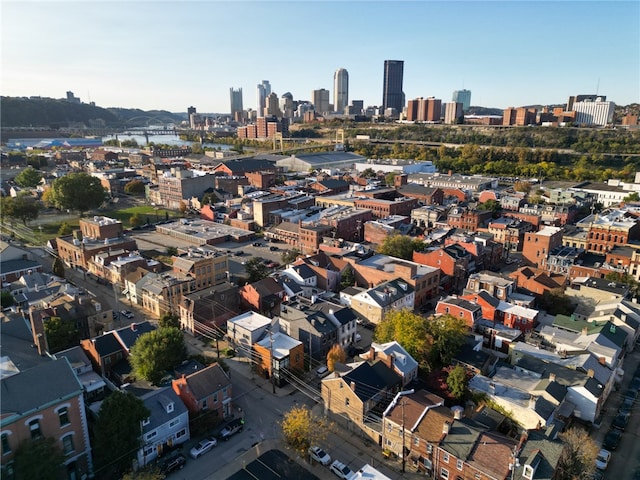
[2,1,639,114]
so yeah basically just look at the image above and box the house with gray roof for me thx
[138,387,190,466]
[55,346,106,403]
[361,341,419,386]
[172,363,232,418]
[351,278,415,324]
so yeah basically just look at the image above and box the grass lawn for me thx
[98,205,179,227]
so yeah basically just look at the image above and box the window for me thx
[385,438,393,447]
[28,419,41,439]
[58,407,70,427]
[441,467,449,479]
[387,422,393,433]
[443,452,450,463]
[169,418,180,428]
[62,434,74,455]
[1,433,11,455]
[176,429,186,439]
[145,431,157,441]
[457,459,463,470]
[413,437,419,447]
[427,444,433,454]
[474,474,481,480]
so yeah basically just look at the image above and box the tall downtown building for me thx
[333,68,349,113]
[312,88,330,115]
[382,60,404,114]
[230,88,243,119]
[452,89,471,111]
[256,80,271,117]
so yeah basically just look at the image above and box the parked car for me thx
[120,310,134,319]
[269,246,279,251]
[316,365,329,378]
[612,411,630,431]
[309,446,331,466]
[189,437,217,459]
[220,418,244,440]
[330,460,356,480]
[161,453,186,474]
[252,242,262,247]
[596,449,611,471]
[603,429,622,451]
[619,396,635,413]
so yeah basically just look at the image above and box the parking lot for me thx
[226,449,320,480]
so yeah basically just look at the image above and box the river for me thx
[101,131,233,150]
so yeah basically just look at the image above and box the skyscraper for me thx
[230,88,243,118]
[312,89,330,115]
[256,80,271,117]
[382,60,404,114]
[333,68,349,114]
[452,89,471,111]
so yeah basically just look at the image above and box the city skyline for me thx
[2,1,638,113]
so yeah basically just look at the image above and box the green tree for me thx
[13,437,65,480]
[124,179,145,195]
[244,257,270,283]
[166,246,178,256]
[52,257,65,278]
[49,173,107,214]
[377,233,425,260]
[424,314,467,371]
[556,427,598,480]
[477,199,501,217]
[159,312,180,329]
[1,291,15,308]
[384,172,397,186]
[446,365,468,402]
[604,271,640,299]
[280,406,331,453]
[624,192,640,203]
[129,212,143,227]
[326,344,347,372]
[57,221,73,236]
[93,390,150,477]
[374,309,429,362]
[1,194,40,225]
[340,265,355,290]
[281,248,301,264]
[129,327,187,384]
[360,168,377,178]
[537,289,574,316]
[44,316,79,353]
[15,166,43,188]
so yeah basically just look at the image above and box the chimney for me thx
[389,353,395,372]
[369,346,376,360]
[442,421,451,435]
[130,323,137,331]
[549,373,556,382]
[581,326,588,335]
[587,369,594,378]
[350,381,356,391]
[529,395,536,409]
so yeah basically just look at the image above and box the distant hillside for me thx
[466,106,503,116]
[0,96,184,129]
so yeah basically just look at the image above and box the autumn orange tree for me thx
[326,344,346,372]
[280,406,331,453]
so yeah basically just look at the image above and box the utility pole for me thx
[269,329,276,394]
[401,397,407,473]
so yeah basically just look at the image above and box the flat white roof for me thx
[256,332,302,359]
[353,464,393,480]
[228,311,272,332]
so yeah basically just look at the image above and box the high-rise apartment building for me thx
[264,92,282,117]
[425,97,441,122]
[312,88,330,115]
[567,94,604,111]
[406,97,440,122]
[230,88,243,119]
[333,68,349,113]
[444,102,464,124]
[572,97,615,126]
[452,89,471,111]
[382,60,404,115]
[256,80,271,117]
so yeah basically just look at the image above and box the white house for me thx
[226,311,275,356]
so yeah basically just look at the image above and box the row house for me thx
[435,296,482,328]
[319,206,373,243]
[354,197,418,219]
[138,388,190,467]
[56,233,137,271]
[463,272,516,301]
[172,248,229,289]
[487,217,535,252]
[576,209,640,253]
[522,226,563,268]
[473,319,524,355]
[90,250,159,285]
[179,282,240,335]
[361,342,419,387]
[519,204,577,226]
[397,184,444,205]
[510,267,565,296]
[239,276,285,317]
[344,253,440,310]
[135,272,190,317]
[299,223,334,253]
[546,245,583,276]
[321,360,402,443]
[381,390,445,459]
[589,299,640,348]
[0,359,93,480]
[292,251,346,292]
[503,210,542,229]
[444,232,503,272]
[55,346,107,403]
[226,311,273,357]
[446,206,493,232]
[172,363,233,419]
[350,278,415,324]
[413,244,473,293]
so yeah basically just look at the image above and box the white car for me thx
[309,446,331,465]
[595,449,611,470]
[316,365,329,378]
[189,437,217,459]
[330,460,356,479]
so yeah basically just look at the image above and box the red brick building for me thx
[447,206,493,232]
[354,197,418,219]
[172,363,233,418]
[435,296,482,328]
[239,277,285,316]
[522,226,563,268]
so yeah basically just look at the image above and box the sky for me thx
[2,1,639,114]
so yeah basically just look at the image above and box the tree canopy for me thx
[13,437,65,480]
[49,172,107,214]
[280,406,331,453]
[124,179,145,195]
[129,327,187,384]
[556,427,598,480]
[1,194,40,225]
[93,390,150,477]
[15,166,43,187]
[340,265,355,290]
[374,309,429,362]
[44,316,79,353]
[376,233,425,260]
[537,289,575,316]
[424,314,468,370]
[281,248,301,265]
[446,365,468,402]
[159,312,180,329]
[244,257,270,283]
[326,344,346,372]
[52,257,65,278]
